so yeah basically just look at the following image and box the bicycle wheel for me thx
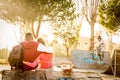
[92,50,98,60]
[98,52,104,61]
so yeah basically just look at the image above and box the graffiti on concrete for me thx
[84,51,104,64]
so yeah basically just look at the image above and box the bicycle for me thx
[92,44,104,61]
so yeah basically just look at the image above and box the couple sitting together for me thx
[21,33,53,71]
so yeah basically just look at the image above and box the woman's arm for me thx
[23,55,40,68]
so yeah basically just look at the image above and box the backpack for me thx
[8,43,24,70]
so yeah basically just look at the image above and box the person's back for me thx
[39,52,53,69]
[22,33,39,71]
[8,43,24,70]
[37,38,53,69]
[22,37,53,70]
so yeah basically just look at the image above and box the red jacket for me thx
[39,52,53,69]
[22,41,39,71]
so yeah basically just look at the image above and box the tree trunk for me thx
[89,22,95,50]
[31,20,42,39]
[106,31,113,56]
[109,34,113,57]
[35,20,41,39]
[65,46,70,57]
[31,21,35,39]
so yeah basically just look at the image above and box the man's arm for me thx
[23,55,40,68]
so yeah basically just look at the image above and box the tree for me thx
[0,0,47,39]
[0,0,76,39]
[98,0,120,53]
[74,0,84,47]
[52,21,80,56]
[51,1,78,56]
[81,0,100,50]
[99,0,120,33]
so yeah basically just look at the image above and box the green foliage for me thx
[98,0,120,33]
[0,0,51,23]
[50,0,78,56]
[52,21,79,48]
[0,0,76,39]
[0,0,75,23]
[49,0,78,52]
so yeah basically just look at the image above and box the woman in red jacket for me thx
[23,38,53,69]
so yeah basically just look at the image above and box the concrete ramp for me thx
[71,50,110,70]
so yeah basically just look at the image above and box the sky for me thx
[0,20,20,50]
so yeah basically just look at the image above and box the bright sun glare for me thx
[0,20,20,50]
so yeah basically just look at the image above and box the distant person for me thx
[94,36,105,51]
[22,33,53,71]
[23,37,53,70]
[93,36,105,61]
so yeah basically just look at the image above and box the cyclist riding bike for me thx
[92,36,105,61]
